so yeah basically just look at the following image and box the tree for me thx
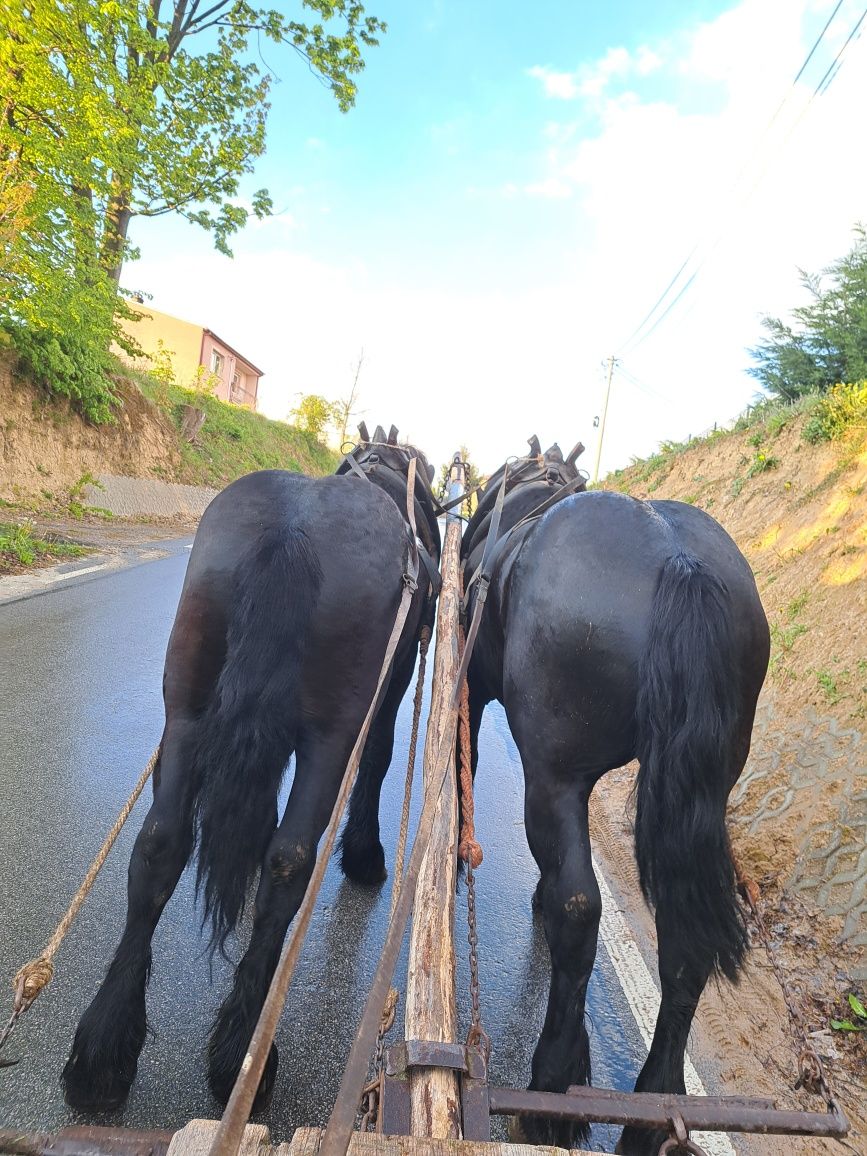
[434,446,482,516]
[334,347,365,448]
[749,226,867,401]
[290,393,340,439]
[0,0,384,419]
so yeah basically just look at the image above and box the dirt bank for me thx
[0,354,182,505]
[593,409,866,1148]
[0,353,338,508]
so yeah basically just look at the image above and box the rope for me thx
[359,621,432,1131]
[0,747,160,1062]
[457,672,482,869]
[390,623,432,921]
[457,572,482,870]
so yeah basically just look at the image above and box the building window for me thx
[210,349,224,377]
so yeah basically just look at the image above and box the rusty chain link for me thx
[358,624,432,1132]
[655,1111,710,1156]
[457,583,490,1063]
[736,866,839,1112]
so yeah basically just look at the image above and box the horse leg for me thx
[521,776,599,1148]
[62,584,226,1112]
[61,714,201,1111]
[616,905,713,1156]
[339,646,418,885]
[207,728,355,1106]
[618,745,751,1156]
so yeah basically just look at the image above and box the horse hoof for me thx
[514,1112,589,1149]
[339,839,387,886]
[62,1051,134,1113]
[208,1034,278,1108]
[617,1125,666,1155]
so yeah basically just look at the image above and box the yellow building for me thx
[116,300,264,408]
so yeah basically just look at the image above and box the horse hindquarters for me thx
[620,552,756,1155]
[634,551,748,982]
[195,523,322,952]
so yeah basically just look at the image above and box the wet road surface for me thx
[0,547,645,1149]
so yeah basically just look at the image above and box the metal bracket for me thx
[377,1038,848,1146]
[379,1040,490,1140]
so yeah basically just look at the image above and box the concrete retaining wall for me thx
[83,473,219,519]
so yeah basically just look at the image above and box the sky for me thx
[128,0,867,477]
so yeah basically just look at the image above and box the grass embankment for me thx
[126,366,339,488]
[0,521,90,575]
[604,382,867,722]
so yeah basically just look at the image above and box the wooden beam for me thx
[403,478,464,1140]
[283,1129,604,1156]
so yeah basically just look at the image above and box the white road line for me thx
[53,562,109,581]
[594,854,738,1156]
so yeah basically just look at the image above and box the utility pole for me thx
[592,354,617,484]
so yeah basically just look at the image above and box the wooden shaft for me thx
[404,475,464,1140]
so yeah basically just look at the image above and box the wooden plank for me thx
[403,498,463,1140]
[167,1122,269,1156]
[282,1127,606,1156]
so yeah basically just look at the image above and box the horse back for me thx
[166,469,416,720]
[496,490,767,769]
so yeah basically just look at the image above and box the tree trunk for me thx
[101,186,133,287]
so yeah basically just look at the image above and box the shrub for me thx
[802,381,867,444]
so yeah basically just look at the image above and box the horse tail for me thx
[633,551,748,982]
[195,524,322,952]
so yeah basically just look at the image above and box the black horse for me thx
[62,424,440,1113]
[461,439,769,1156]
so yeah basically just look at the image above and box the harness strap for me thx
[454,470,587,703]
[418,544,442,596]
[449,465,511,706]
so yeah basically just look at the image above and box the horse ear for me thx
[566,440,585,465]
[428,462,435,482]
[387,424,399,445]
[528,435,541,457]
[373,424,387,444]
[358,421,370,444]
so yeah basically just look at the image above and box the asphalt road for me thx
[0,545,645,1149]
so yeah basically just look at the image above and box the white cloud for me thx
[130,1,867,479]
[512,0,867,473]
[523,177,573,199]
[527,66,579,100]
[528,44,663,102]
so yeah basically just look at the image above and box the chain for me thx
[464,859,489,1060]
[736,867,839,1111]
[457,582,490,1061]
[657,1112,709,1155]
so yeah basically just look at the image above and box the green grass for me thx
[0,521,89,571]
[117,360,339,488]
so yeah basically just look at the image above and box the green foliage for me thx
[7,324,119,423]
[768,626,807,677]
[749,226,867,400]
[815,668,841,703]
[290,393,342,439]
[802,381,867,444]
[0,0,383,419]
[830,993,866,1032]
[132,369,339,486]
[746,449,779,477]
[434,447,482,515]
[0,520,88,570]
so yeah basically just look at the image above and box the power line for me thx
[617,363,676,404]
[813,4,866,97]
[616,1,855,357]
